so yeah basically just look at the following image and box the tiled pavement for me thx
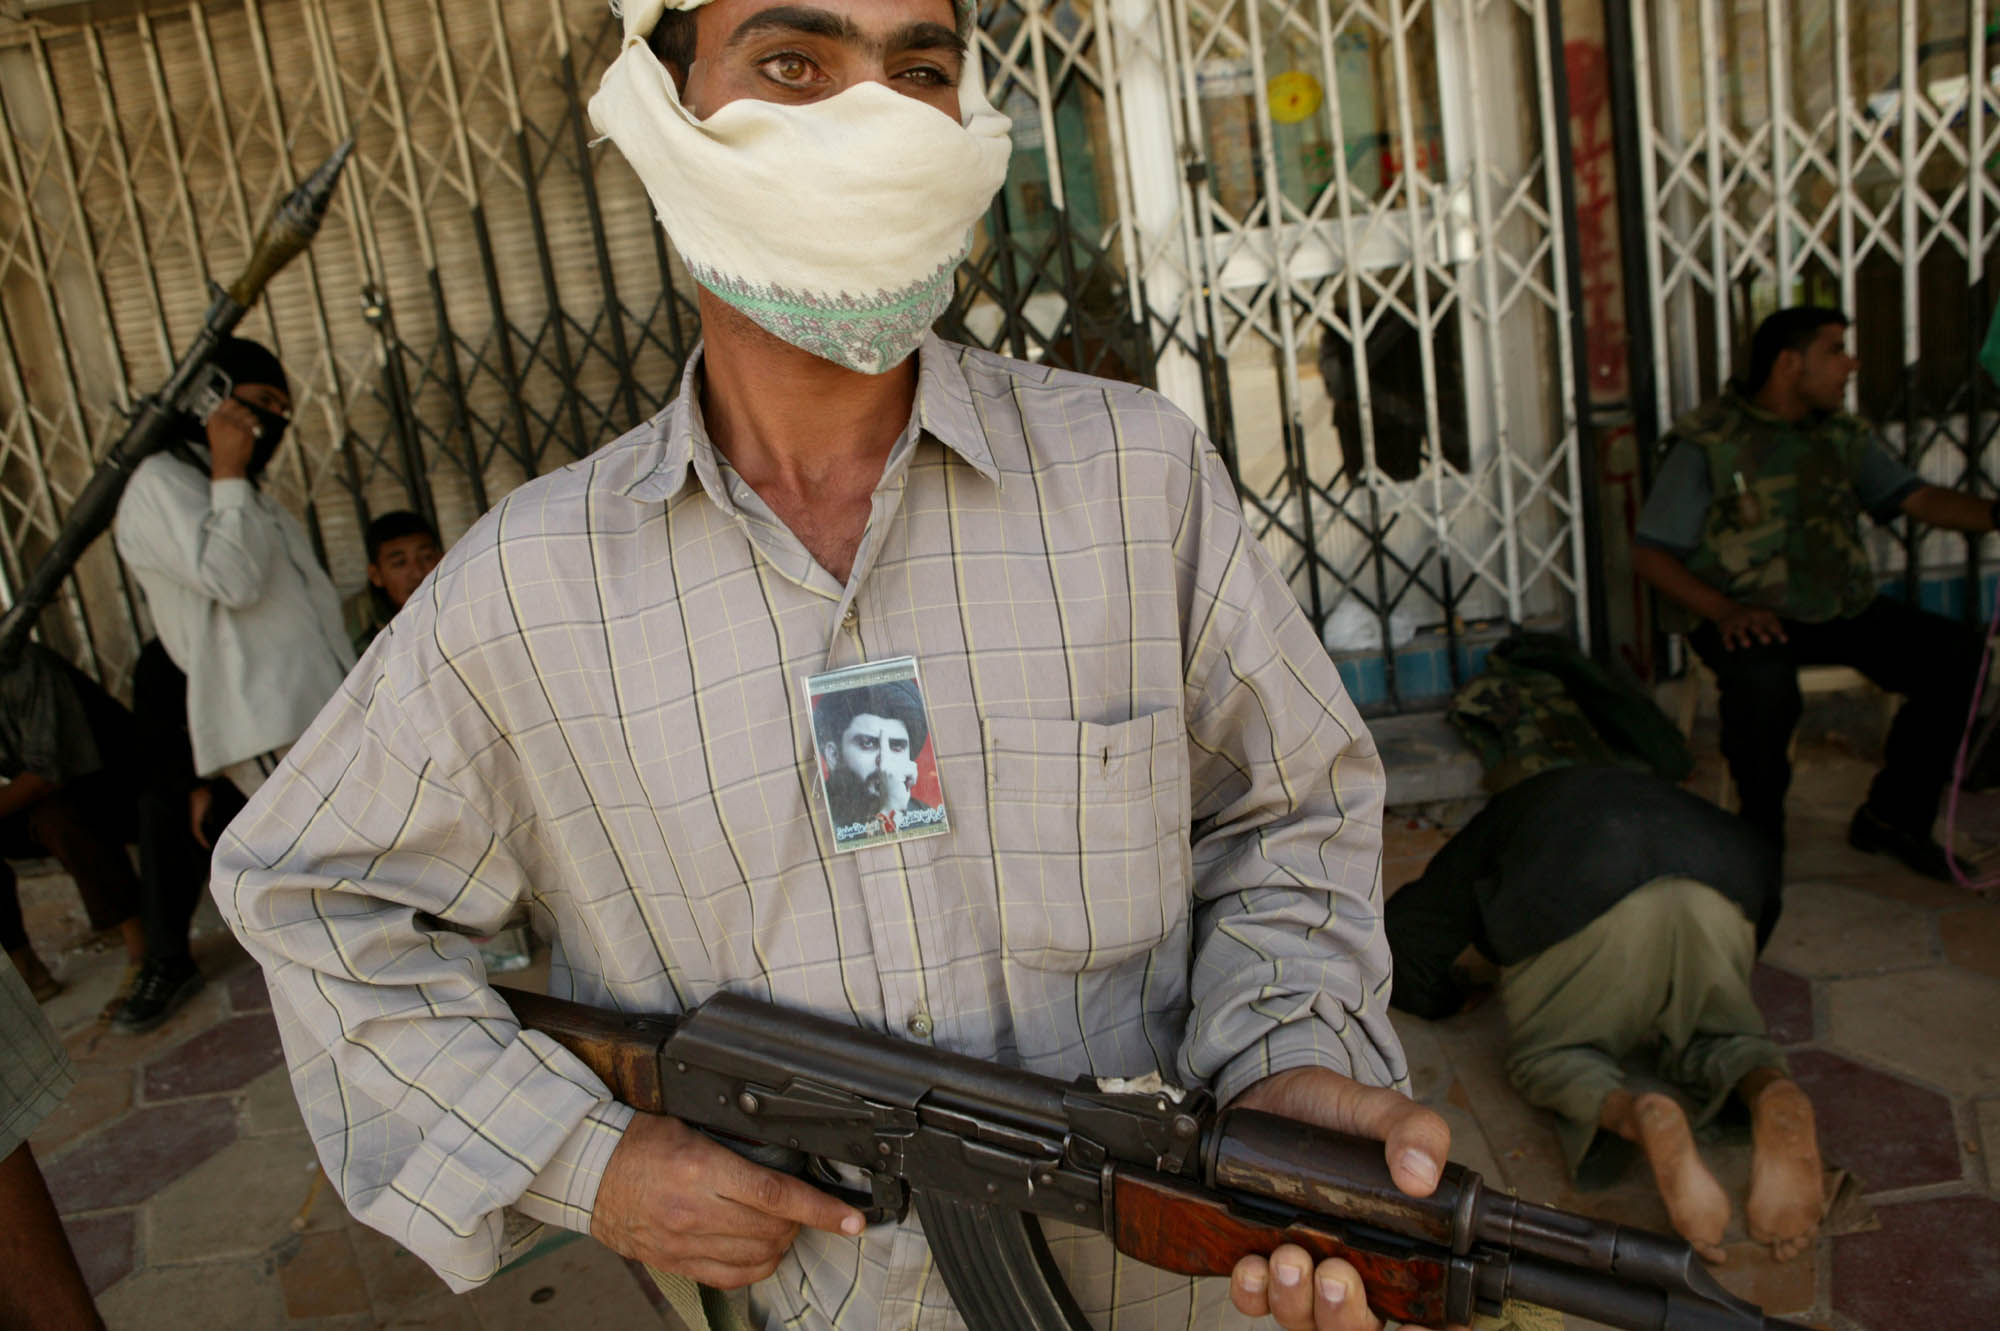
[20,889,673,1331]
[1384,745,2000,1331]
[16,738,1998,1330]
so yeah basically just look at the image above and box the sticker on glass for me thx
[805,656,948,852]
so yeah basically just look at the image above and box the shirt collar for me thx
[618,334,999,505]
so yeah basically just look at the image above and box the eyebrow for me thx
[726,6,967,60]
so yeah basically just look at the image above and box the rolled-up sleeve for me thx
[1170,440,1404,1109]
[210,632,626,1292]
[1633,440,1712,558]
[1853,439,1923,521]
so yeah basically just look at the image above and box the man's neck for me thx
[1749,379,1810,424]
[695,291,918,497]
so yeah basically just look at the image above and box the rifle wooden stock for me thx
[498,988,673,1114]
[1108,1171,1453,1326]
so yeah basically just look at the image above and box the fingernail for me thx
[1318,1274,1347,1305]
[840,1215,863,1235]
[1240,1268,1267,1294]
[1400,1149,1441,1188]
[1274,1262,1302,1288]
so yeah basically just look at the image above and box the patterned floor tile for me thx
[28,1064,132,1155]
[237,1063,307,1138]
[1751,963,1813,1046]
[278,1228,371,1319]
[57,980,231,1069]
[1940,903,2000,981]
[226,965,271,1013]
[1981,1099,2000,1196]
[41,1096,236,1213]
[141,1011,284,1101]
[1761,880,1933,978]
[1824,967,2000,1097]
[1832,1195,2000,1330]
[1777,815,1882,882]
[1710,1235,1816,1318]
[1833,867,1971,910]
[374,1291,482,1330]
[62,1207,137,1296]
[348,1214,458,1315]
[144,1131,334,1265]
[1785,1050,1962,1193]
[467,1235,666,1331]
[95,1253,287,1329]
[1388,1008,1453,1101]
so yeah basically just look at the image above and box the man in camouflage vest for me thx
[1633,306,1995,880]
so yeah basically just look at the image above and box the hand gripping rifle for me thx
[497,987,1808,1331]
[0,139,355,668]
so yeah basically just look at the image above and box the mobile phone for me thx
[180,362,233,420]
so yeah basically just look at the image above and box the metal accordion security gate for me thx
[1609,0,2000,617]
[960,0,1599,711]
[0,0,1596,712]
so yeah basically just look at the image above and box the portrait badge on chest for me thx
[804,656,949,853]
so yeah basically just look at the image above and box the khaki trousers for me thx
[646,1268,746,1331]
[1500,876,1784,1177]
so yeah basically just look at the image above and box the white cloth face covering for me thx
[592,0,1011,376]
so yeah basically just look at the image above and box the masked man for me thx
[211,5,1445,1329]
[114,338,355,800]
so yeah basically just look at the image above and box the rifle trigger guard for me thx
[806,1164,911,1226]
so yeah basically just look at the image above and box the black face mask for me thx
[243,400,291,479]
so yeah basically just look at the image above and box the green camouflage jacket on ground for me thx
[1447,632,1691,793]
[1670,391,1877,625]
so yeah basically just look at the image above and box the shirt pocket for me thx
[982,710,1190,973]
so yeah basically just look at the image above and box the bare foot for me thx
[1746,1079,1823,1261]
[1633,1092,1731,1264]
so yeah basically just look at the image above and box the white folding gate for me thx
[962,0,1597,708]
[0,0,1596,710]
[1623,0,2000,607]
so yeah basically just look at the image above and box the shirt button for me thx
[841,605,858,629]
[906,1013,933,1038]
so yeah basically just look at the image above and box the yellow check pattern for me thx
[1,952,73,1159]
[212,336,1402,1328]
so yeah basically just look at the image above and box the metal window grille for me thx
[1620,0,2000,616]
[0,0,1595,714]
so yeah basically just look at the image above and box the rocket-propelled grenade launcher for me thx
[500,987,1810,1331]
[0,139,354,667]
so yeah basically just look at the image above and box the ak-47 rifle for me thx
[497,987,1808,1331]
[0,139,355,668]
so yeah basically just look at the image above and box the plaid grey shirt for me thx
[212,336,1403,1326]
[2,952,74,1160]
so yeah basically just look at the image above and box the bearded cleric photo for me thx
[210,3,1439,1330]
[807,659,947,850]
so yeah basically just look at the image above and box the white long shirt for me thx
[115,449,355,777]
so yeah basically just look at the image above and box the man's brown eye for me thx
[773,57,809,82]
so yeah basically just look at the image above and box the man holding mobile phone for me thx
[113,338,354,802]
